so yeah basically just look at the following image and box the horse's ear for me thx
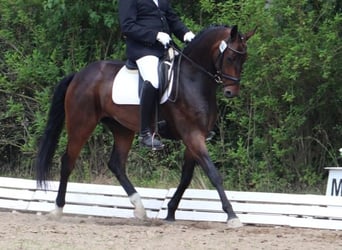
[230,25,238,41]
[244,27,257,41]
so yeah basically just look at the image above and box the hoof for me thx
[227,217,243,228]
[164,217,176,222]
[134,209,147,220]
[48,204,63,219]
[130,193,147,220]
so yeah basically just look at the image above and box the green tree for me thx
[0,0,341,193]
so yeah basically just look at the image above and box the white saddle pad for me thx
[112,66,172,105]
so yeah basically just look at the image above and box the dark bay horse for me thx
[35,25,255,227]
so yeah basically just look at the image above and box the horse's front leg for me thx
[188,138,242,228]
[199,153,242,228]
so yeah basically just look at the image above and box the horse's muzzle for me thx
[224,86,240,98]
[224,90,235,98]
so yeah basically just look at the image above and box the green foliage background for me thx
[0,0,341,193]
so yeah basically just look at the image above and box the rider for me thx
[118,0,195,150]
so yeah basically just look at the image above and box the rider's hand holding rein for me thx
[183,31,195,43]
[158,31,195,48]
[157,32,172,48]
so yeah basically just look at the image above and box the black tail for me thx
[35,73,75,188]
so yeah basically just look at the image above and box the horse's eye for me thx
[226,57,233,64]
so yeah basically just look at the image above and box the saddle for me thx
[125,48,176,99]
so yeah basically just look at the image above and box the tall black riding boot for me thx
[139,81,164,150]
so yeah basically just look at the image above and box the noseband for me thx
[171,37,246,86]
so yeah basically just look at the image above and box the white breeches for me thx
[136,55,159,89]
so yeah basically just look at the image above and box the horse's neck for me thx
[171,50,218,130]
[177,51,217,94]
[177,60,218,107]
[183,48,213,68]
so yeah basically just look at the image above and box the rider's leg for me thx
[136,55,164,150]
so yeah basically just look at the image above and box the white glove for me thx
[156,32,171,47]
[183,31,195,42]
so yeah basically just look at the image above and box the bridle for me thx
[170,37,246,86]
[214,38,247,86]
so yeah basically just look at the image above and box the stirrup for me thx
[139,132,164,151]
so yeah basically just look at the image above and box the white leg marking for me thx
[227,217,243,228]
[49,203,63,218]
[129,193,147,219]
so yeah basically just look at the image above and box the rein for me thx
[170,38,246,86]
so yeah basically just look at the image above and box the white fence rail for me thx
[0,177,341,230]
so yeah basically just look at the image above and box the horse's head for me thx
[213,25,255,98]
[180,25,255,99]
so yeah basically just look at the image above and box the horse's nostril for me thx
[225,91,233,98]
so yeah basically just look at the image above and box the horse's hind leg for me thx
[53,116,98,216]
[102,118,147,219]
[166,148,195,221]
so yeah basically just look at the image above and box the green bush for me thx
[0,0,341,193]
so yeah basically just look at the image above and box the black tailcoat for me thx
[119,0,189,60]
